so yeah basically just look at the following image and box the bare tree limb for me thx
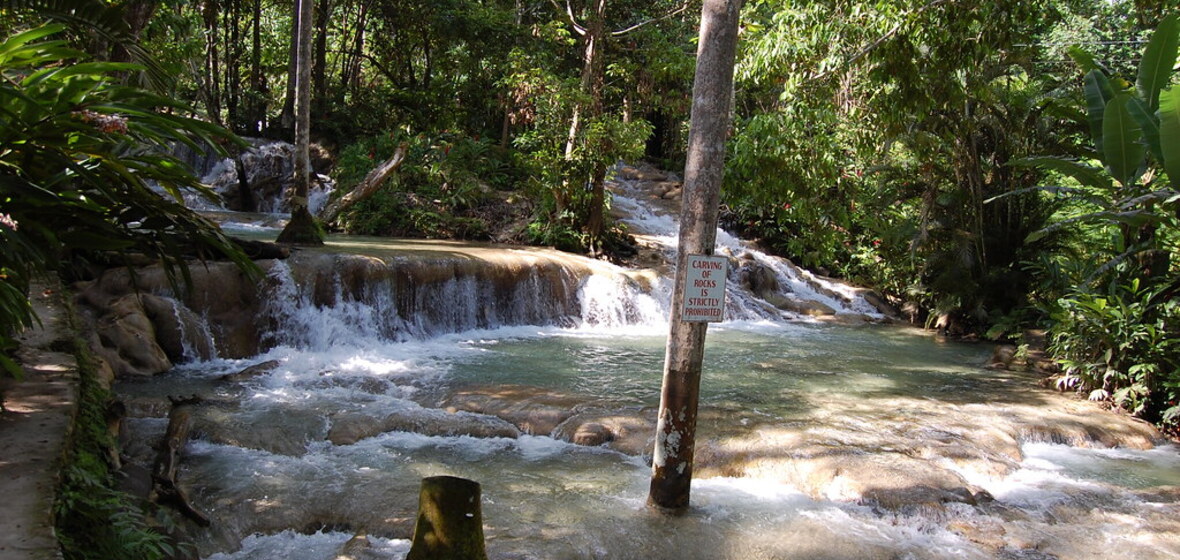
[549,0,587,35]
[611,1,691,37]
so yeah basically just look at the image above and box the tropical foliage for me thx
[1019,14,1180,428]
[1,0,1177,430]
[0,23,253,375]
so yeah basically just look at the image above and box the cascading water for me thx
[111,168,1180,560]
[176,140,336,216]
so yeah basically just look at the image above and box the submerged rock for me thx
[327,409,521,446]
[440,384,592,436]
[552,408,658,456]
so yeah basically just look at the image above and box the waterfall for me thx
[184,140,336,215]
[610,167,885,321]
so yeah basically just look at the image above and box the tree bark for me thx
[202,0,223,125]
[225,0,241,132]
[277,0,324,245]
[279,1,299,133]
[647,0,741,515]
[319,142,409,225]
[248,0,265,135]
[406,476,489,560]
[314,0,331,113]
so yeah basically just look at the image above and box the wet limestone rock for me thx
[92,294,172,377]
[552,408,657,456]
[76,261,268,363]
[440,384,592,435]
[328,409,521,446]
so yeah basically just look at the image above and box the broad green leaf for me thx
[1084,70,1116,154]
[0,352,22,381]
[1103,94,1146,187]
[0,24,66,61]
[1158,86,1180,187]
[1067,45,1099,73]
[1137,14,1180,111]
[1007,156,1112,191]
[1127,96,1163,163]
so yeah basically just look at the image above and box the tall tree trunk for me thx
[559,0,607,241]
[248,0,265,135]
[277,0,324,245]
[202,0,223,125]
[111,0,158,64]
[314,0,331,114]
[647,0,742,515]
[225,0,241,132]
[343,0,369,94]
[279,1,299,134]
[581,0,609,254]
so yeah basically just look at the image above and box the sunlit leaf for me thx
[1137,14,1180,111]
[1102,94,1146,188]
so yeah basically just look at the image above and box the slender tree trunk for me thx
[314,0,331,114]
[277,0,324,245]
[225,0,241,132]
[559,0,607,243]
[249,0,264,135]
[344,0,369,93]
[279,1,299,134]
[202,0,223,125]
[647,0,741,515]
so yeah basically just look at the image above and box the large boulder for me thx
[91,294,172,377]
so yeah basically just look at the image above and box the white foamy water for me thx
[609,172,883,320]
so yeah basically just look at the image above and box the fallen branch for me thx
[151,396,211,527]
[319,142,409,225]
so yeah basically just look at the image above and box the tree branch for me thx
[329,49,400,86]
[611,1,691,37]
[812,0,955,82]
[549,0,587,35]
[320,142,410,225]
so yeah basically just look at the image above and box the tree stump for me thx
[406,476,488,560]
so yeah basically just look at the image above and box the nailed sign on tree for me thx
[681,255,727,322]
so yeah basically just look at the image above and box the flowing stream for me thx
[112,167,1180,560]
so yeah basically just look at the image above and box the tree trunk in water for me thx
[277,0,324,245]
[406,476,488,560]
[647,0,741,515]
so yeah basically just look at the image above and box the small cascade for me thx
[609,165,887,321]
[253,251,667,351]
[166,297,220,363]
[189,140,335,215]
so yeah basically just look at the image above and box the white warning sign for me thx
[681,254,728,322]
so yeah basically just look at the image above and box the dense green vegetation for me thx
[0,0,1176,433]
[57,336,181,560]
